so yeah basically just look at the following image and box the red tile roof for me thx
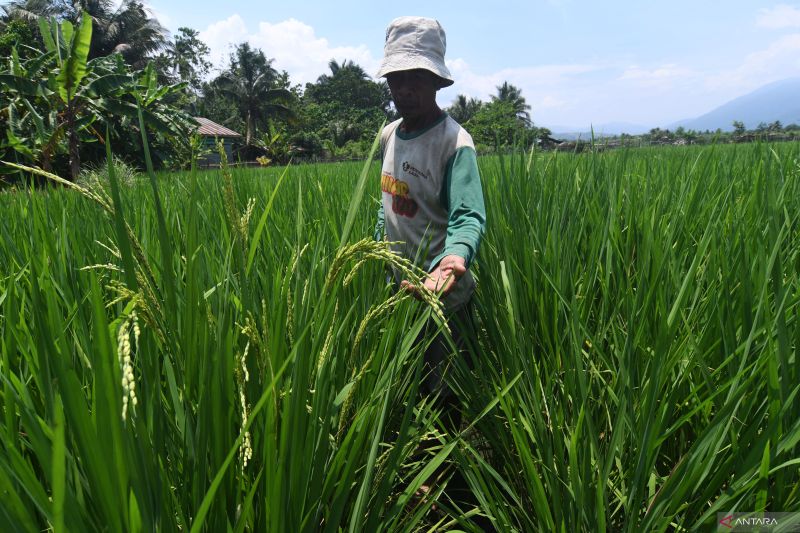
[194,117,242,137]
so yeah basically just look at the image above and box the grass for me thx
[1,139,799,531]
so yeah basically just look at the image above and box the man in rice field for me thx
[373,15,487,514]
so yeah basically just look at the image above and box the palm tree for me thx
[212,42,294,147]
[1,0,61,22]
[306,58,391,117]
[492,81,531,126]
[166,27,211,92]
[325,59,368,80]
[446,94,482,124]
[2,0,167,68]
[86,0,168,68]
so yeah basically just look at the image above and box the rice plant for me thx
[1,139,798,531]
[459,143,800,531]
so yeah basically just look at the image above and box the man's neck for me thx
[399,107,444,133]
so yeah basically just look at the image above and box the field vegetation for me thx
[2,4,799,532]
[1,138,799,531]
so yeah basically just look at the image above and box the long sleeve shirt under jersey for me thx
[373,113,486,309]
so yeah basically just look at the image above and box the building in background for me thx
[193,117,242,167]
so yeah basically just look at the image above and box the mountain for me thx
[540,78,800,139]
[670,78,800,131]
[547,121,649,140]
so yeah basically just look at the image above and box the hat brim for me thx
[376,52,454,87]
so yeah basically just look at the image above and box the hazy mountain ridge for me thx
[669,78,800,132]
[547,122,649,140]
[544,78,800,138]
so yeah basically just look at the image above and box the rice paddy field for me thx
[1,140,799,532]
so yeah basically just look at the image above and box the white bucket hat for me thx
[376,16,454,87]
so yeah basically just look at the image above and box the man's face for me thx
[386,69,440,120]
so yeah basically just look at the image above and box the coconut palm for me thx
[325,59,368,80]
[211,42,294,147]
[1,0,61,22]
[309,59,391,112]
[2,0,167,68]
[160,27,211,93]
[301,58,391,154]
[446,94,483,124]
[84,0,168,68]
[491,81,531,126]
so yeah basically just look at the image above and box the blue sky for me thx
[141,1,800,130]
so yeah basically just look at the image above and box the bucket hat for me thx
[376,16,454,87]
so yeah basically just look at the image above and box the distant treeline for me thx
[545,122,800,152]
[1,3,551,183]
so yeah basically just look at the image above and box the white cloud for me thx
[704,33,800,92]
[619,64,696,87]
[442,58,601,102]
[741,32,800,72]
[143,2,172,31]
[249,19,377,86]
[539,95,568,109]
[198,15,249,72]
[757,4,800,29]
[192,12,800,131]
[438,59,625,127]
[198,16,378,85]
[439,25,800,129]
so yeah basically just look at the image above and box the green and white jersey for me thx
[375,113,486,309]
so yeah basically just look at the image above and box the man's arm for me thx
[432,146,486,269]
[404,146,485,297]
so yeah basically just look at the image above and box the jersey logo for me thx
[381,172,418,218]
[402,161,430,180]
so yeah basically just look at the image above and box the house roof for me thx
[193,117,242,137]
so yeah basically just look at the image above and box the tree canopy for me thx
[446,94,482,124]
[1,4,554,177]
[0,12,193,182]
[491,81,531,126]
[3,0,168,68]
[207,42,295,149]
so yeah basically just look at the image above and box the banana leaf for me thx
[86,74,135,98]
[56,13,92,103]
[0,75,46,98]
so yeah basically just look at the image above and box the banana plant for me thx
[0,45,62,173]
[3,15,197,182]
[41,12,95,179]
[136,62,195,139]
[257,123,295,164]
[2,14,124,179]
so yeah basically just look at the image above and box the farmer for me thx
[373,15,487,505]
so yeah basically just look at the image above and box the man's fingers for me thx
[425,271,457,294]
[403,259,464,297]
[437,257,467,281]
[443,258,467,275]
[401,280,423,300]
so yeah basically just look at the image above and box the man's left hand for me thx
[401,255,467,298]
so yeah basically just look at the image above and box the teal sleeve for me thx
[432,146,486,269]
[374,200,385,241]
